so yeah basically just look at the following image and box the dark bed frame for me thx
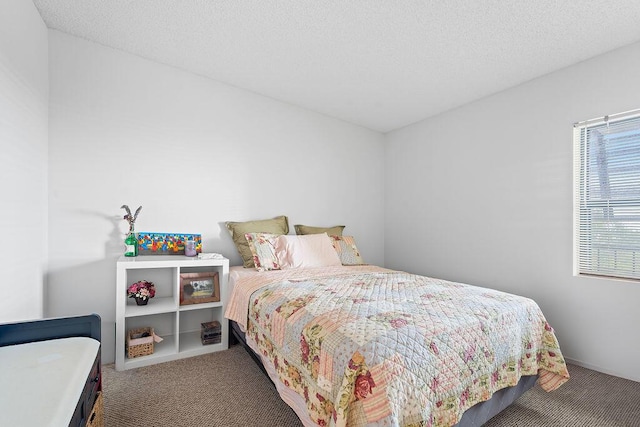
[230,319,272,379]
[229,319,537,427]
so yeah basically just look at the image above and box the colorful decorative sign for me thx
[137,232,202,255]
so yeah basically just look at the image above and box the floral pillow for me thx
[330,235,366,265]
[245,232,280,271]
[226,215,289,268]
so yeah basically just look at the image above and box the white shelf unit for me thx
[115,255,229,371]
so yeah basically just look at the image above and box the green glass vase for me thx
[124,228,138,257]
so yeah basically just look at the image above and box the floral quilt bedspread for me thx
[227,267,569,427]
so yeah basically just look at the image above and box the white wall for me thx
[47,31,385,363]
[385,41,640,382]
[0,1,48,322]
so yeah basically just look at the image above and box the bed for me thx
[224,264,569,427]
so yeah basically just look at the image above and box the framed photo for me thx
[179,272,220,305]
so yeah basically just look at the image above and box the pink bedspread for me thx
[225,266,569,426]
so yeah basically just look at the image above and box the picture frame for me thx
[179,272,220,305]
[137,232,202,255]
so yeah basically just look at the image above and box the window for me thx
[574,109,640,281]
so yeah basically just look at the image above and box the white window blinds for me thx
[574,109,640,281]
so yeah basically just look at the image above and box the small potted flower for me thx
[127,280,156,306]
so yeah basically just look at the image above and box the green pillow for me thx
[226,216,289,268]
[294,224,345,236]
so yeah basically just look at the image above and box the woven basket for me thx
[126,327,154,358]
[87,392,104,427]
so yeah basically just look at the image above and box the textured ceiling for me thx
[33,0,640,132]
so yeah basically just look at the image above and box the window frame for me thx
[573,109,640,282]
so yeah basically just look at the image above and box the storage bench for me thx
[0,314,102,427]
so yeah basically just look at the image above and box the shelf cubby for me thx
[116,255,229,370]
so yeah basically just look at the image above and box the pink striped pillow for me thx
[275,233,342,269]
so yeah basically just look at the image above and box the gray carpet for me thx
[103,345,640,426]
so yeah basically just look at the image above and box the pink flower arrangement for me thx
[127,280,156,300]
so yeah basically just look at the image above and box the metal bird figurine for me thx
[121,204,142,234]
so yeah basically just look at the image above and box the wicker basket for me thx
[126,327,155,358]
[87,392,104,427]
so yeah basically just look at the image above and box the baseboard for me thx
[564,357,639,383]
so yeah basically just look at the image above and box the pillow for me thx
[275,233,342,269]
[226,215,289,268]
[294,224,345,236]
[245,232,280,271]
[330,235,366,265]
